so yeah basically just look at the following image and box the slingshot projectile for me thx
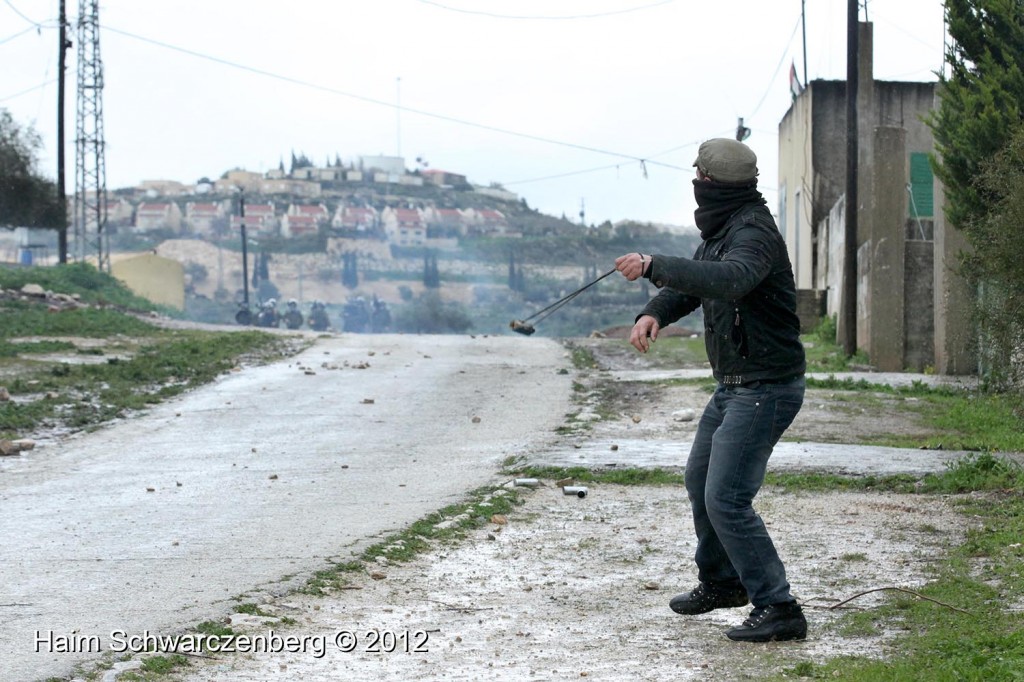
[509,319,536,336]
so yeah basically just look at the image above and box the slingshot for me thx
[509,268,617,336]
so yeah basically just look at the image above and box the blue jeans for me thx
[684,376,805,607]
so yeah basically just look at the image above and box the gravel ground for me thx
[141,336,979,682]
[164,483,967,682]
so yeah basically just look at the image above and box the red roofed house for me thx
[229,203,278,237]
[474,209,509,236]
[105,199,135,229]
[381,206,426,246]
[134,202,183,233]
[426,207,468,237]
[185,202,227,236]
[331,205,378,232]
[282,203,328,238]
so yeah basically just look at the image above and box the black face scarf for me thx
[692,179,766,240]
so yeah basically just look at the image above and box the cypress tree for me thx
[928,0,1024,232]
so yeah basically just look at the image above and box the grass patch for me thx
[0,339,78,357]
[232,602,271,617]
[0,262,161,310]
[631,335,708,368]
[139,655,189,674]
[768,454,1022,495]
[0,300,160,339]
[801,315,871,372]
[507,464,684,486]
[803,376,1024,453]
[0,321,295,440]
[770,454,1024,681]
[300,486,523,596]
[566,342,599,370]
[655,376,718,392]
[839,552,868,562]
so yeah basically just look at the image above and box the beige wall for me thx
[111,253,185,310]
[777,91,814,289]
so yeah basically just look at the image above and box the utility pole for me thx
[842,0,859,355]
[240,191,250,314]
[801,0,809,89]
[57,0,70,264]
[73,0,110,271]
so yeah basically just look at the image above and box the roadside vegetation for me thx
[0,263,299,441]
[773,454,1024,681]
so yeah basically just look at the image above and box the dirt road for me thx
[0,333,574,682]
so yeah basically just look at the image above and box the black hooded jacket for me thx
[640,184,805,386]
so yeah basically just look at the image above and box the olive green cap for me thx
[692,138,759,182]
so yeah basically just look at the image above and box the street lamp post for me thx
[236,190,252,325]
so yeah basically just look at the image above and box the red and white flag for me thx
[789,60,805,100]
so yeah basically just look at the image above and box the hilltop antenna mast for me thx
[73,0,110,271]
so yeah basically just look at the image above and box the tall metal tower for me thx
[73,0,109,271]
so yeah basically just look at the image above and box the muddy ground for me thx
[132,335,980,682]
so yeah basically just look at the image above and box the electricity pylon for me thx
[73,0,109,271]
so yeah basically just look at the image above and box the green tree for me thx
[966,124,1024,388]
[0,109,63,228]
[928,0,1024,231]
[341,252,359,289]
[928,1,1024,388]
[423,252,440,288]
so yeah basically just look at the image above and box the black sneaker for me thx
[669,583,749,615]
[725,601,807,642]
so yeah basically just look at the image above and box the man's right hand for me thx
[630,315,660,353]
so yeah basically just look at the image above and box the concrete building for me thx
[777,21,974,374]
[421,169,468,187]
[111,252,185,310]
[360,155,405,175]
[214,170,263,194]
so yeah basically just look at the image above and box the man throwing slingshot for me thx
[614,138,808,642]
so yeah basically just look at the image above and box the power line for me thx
[413,0,675,20]
[0,78,57,103]
[505,134,723,186]
[0,24,49,46]
[505,161,627,186]
[103,24,687,172]
[2,0,46,28]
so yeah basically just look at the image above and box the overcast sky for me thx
[2,0,946,228]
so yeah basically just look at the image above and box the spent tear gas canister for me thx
[562,486,588,498]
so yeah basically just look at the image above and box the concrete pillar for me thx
[856,21,875,247]
[904,241,935,371]
[933,181,977,374]
[868,126,908,371]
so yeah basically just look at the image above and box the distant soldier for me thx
[308,300,331,332]
[370,295,391,333]
[342,297,370,333]
[255,298,280,328]
[283,298,304,329]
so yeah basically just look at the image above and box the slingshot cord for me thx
[521,268,617,326]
